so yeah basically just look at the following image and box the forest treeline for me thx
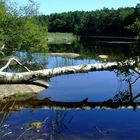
[36,4,140,37]
[0,0,140,52]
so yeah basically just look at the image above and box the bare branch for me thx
[131,76,140,85]
[0,57,30,72]
[0,44,5,51]
[132,93,140,101]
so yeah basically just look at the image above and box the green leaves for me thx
[0,0,48,51]
[36,3,139,37]
[127,18,140,34]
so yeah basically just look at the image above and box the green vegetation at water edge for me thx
[48,32,77,44]
[0,0,48,52]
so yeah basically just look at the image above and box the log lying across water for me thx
[0,57,139,98]
[0,57,139,83]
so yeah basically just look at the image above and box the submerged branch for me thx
[0,57,30,72]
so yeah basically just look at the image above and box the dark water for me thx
[0,39,140,140]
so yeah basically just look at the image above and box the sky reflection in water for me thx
[1,41,140,139]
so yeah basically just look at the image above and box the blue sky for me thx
[12,0,140,15]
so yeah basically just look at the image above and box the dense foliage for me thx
[36,4,140,37]
[0,0,139,53]
[0,0,48,51]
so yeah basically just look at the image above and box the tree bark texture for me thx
[0,57,139,83]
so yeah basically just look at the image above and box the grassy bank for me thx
[48,32,77,44]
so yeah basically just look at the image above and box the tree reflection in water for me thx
[0,100,15,139]
[1,74,140,111]
[0,105,74,139]
[0,70,140,139]
[112,69,140,103]
[41,110,73,140]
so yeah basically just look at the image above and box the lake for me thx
[0,38,140,140]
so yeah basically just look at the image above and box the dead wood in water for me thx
[0,57,139,84]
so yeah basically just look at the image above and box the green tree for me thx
[127,18,140,38]
[0,0,48,51]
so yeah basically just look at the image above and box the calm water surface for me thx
[0,40,140,140]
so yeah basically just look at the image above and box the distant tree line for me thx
[36,4,140,37]
[0,0,139,52]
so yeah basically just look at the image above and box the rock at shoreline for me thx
[98,55,108,59]
[0,84,45,99]
[48,53,80,58]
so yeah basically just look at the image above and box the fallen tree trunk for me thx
[0,57,139,83]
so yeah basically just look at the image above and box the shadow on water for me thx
[0,69,140,111]
[49,37,140,61]
[0,72,140,139]
[0,38,140,139]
